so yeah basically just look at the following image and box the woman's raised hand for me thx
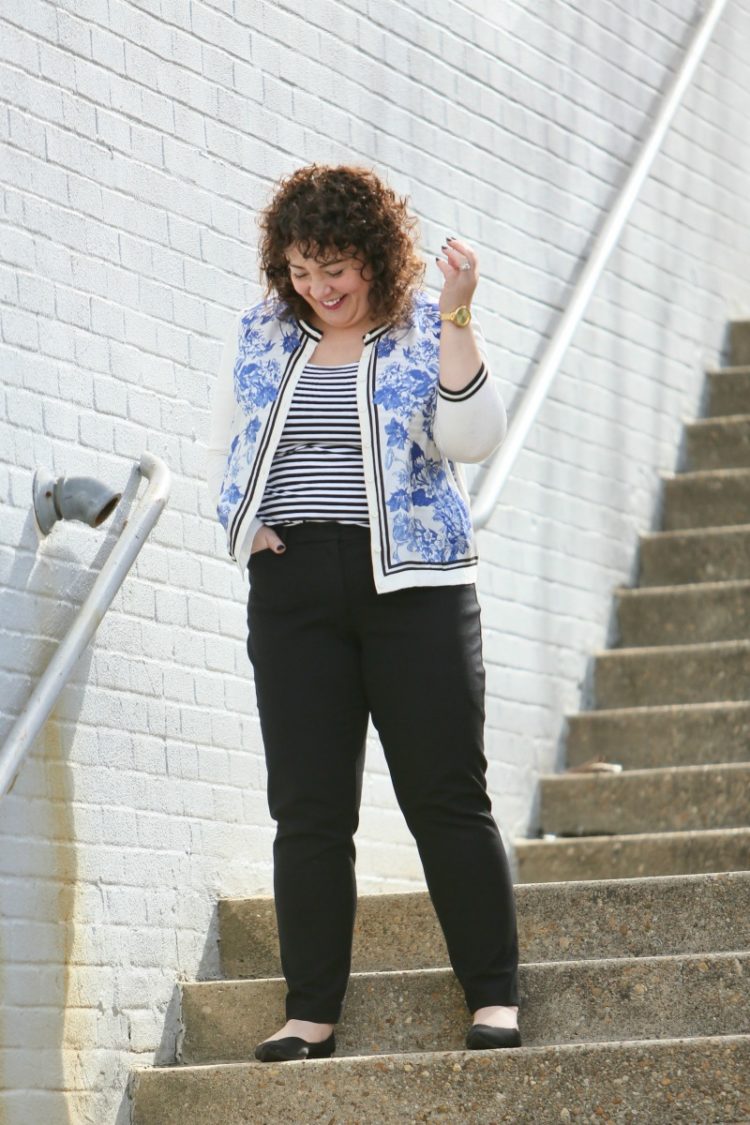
[435,236,478,313]
[251,525,286,555]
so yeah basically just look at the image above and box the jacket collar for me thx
[295,315,392,346]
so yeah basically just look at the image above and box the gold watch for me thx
[440,305,472,328]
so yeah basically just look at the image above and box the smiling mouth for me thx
[320,296,346,310]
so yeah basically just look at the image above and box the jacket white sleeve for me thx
[433,316,508,464]
[206,312,241,513]
[207,312,264,559]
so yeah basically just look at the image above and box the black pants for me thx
[246,521,519,1023]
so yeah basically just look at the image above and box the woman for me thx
[207,164,520,1062]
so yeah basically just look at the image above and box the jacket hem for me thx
[373,561,479,594]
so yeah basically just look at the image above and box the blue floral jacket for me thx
[207,290,507,593]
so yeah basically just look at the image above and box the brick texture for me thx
[1,0,750,1120]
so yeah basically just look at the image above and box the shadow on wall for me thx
[0,592,86,1122]
[115,906,223,1123]
[0,710,80,1125]
[0,470,141,1124]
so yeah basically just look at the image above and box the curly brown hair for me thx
[257,164,425,326]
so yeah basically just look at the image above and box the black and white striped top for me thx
[255,362,370,527]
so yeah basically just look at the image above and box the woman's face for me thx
[285,245,375,333]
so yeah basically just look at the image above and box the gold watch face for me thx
[454,305,471,327]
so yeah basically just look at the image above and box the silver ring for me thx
[460,261,472,271]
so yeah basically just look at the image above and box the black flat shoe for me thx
[254,1031,336,1063]
[466,1024,522,1051]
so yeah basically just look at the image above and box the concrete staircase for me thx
[130,331,750,1123]
[516,326,750,887]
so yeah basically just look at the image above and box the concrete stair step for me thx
[707,366,750,416]
[662,467,750,531]
[638,524,750,586]
[565,700,750,770]
[685,414,750,470]
[730,322,750,367]
[515,827,750,883]
[178,951,750,1064]
[538,763,750,836]
[219,872,750,979]
[130,1035,750,1125]
[593,638,750,708]
[615,579,750,647]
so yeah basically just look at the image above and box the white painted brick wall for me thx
[1,0,750,1119]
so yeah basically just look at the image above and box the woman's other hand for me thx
[435,236,478,312]
[251,525,286,555]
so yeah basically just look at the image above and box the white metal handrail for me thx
[471,0,729,528]
[0,452,172,801]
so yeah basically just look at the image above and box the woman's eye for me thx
[326,269,344,277]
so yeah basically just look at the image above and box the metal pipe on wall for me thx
[0,452,172,801]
